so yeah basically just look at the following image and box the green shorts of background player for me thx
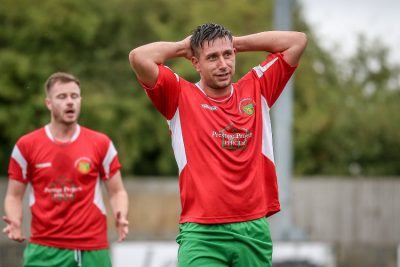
[177,218,273,267]
[23,243,112,267]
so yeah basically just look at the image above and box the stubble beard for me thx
[53,111,79,127]
[211,77,232,91]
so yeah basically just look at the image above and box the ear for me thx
[191,56,200,72]
[45,97,52,111]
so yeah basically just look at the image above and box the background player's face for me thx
[46,81,81,125]
[192,37,236,94]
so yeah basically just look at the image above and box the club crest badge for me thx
[74,157,92,174]
[239,98,256,116]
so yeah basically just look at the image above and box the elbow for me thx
[283,32,308,66]
[297,32,308,50]
[291,32,308,54]
[128,49,139,70]
[129,47,149,72]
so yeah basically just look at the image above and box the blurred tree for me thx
[293,4,400,176]
[0,0,399,177]
[318,36,400,175]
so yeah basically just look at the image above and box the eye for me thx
[71,93,80,99]
[57,94,66,99]
[224,51,233,59]
[207,55,218,61]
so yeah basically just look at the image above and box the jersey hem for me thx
[179,206,280,224]
[30,239,109,251]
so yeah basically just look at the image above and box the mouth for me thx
[215,73,230,79]
[65,109,76,117]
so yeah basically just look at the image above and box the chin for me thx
[63,120,77,126]
[217,82,231,89]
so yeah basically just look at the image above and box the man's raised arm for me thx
[233,31,307,66]
[128,37,192,87]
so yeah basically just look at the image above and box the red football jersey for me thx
[140,53,296,224]
[8,125,121,249]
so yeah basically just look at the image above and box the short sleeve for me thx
[252,53,297,107]
[100,141,121,180]
[139,64,181,120]
[8,143,30,184]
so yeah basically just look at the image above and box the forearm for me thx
[109,190,129,219]
[130,40,188,65]
[234,31,303,52]
[129,39,189,86]
[4,194,23,226]
[234,31,307,65]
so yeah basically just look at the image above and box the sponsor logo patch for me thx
[44,176,82,202]
[212,123,253,150]
[201,104,218,111]
[35,162,52,168]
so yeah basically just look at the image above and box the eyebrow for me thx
[54,92,80,97]
[205,48,233,57]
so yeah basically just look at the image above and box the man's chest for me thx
[178,89,261,150]
[29,143,101,183]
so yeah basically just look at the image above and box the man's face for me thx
[46,81,81,125]
[192,37,236,94]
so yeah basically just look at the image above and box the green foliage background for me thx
[1,0,399,177]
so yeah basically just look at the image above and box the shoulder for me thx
[160,64,192,85]
[12,127,46,160]
[242,52,295,81]
[16,127,46,146]
[79,127,116,157]
[80,126,111,142]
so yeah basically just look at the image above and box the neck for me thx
[48,121,78,143]
[199,81,231,99]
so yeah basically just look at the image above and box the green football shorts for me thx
[176,217,273,267]
[23,243,112,267]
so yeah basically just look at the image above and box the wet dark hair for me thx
[44,72,80,95]
[190,23,233,56]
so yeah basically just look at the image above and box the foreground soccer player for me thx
[3,72,129,267]
[129,23,307,266]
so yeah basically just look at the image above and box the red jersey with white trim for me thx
[8,125,121,250]
[140,53,296,224]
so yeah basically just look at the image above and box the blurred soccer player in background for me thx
[129,23,307,266]
[3,72,129,267]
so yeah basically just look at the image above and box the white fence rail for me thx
[111,241,336,267]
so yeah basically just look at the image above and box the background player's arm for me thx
[105,170,129,242]
[128,36,192,87]
[233,31,307,66]
[3,179,27,242]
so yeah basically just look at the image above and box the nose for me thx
[66,96,75,105]
[217,56,228,69]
